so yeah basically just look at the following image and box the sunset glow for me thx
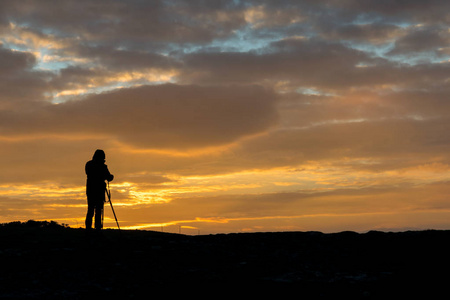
[0,0,449,234]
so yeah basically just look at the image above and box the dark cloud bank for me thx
[0,84,277,149]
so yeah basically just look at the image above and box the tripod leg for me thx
[109,200,120,230]
[106,185,120,231]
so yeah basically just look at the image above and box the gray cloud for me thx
[237,117,450,172]
[0,45,51,108]
[179,37,450,92]
[388,26,450,56]
[0,84,278,149]
[338,0,450,24]
[1,0,246,45]
[180,38,372,87]
[0,44,36,72]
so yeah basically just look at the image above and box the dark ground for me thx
[1,221,450,299]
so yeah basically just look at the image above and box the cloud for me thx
[0,44,51,108]
[339,0,450,24]
[0,84,278,149]
[73,45,181,71]
[180,37,373,88]
[179,36,450,93]
[228,119,448,174]
[244,4,304,29]
[388,26,450,56]
[0,0,247,45]
[0,44,36,72]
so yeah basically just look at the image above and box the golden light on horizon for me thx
[2,157,449,234]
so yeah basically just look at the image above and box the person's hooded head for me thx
[92,149,106,162]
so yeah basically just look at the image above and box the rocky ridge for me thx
[1,221,449,299]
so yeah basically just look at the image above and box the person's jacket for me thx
[85,159,114,196]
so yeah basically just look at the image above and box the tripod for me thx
[105,181,120,231]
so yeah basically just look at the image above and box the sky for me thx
[0,0,449,234]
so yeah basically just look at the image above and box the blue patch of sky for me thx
[162,30,272,56]
[351,11,416,28]
[174,22,306,55]
[209,25,282,53]
[343,38,446,66]
[343,40,394,59]
[35,60,73,72]
[391,51,450,65]
[33,48,72,72]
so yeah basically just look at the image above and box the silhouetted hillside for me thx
[1,221,449,299]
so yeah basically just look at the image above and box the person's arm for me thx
[104,165,114,182]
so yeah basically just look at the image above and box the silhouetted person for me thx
[85,149,114,232]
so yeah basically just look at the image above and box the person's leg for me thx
[85,205,94,229]
[94,202,104,230]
